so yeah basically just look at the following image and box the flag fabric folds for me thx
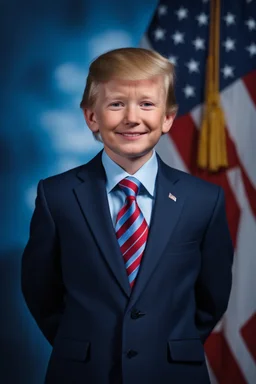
[141,0,256,382]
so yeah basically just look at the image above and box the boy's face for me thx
[84,75,175,165]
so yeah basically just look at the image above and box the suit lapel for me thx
[128,156,185,308]
[74,152,131,298]
[73,151,185,304]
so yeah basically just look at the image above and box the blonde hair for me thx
[80,47,178,141]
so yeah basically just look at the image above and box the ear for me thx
[83,108,99,133]
[162,112,176,134]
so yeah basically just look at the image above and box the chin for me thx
[105,143,154,160]
[119,148,152,159]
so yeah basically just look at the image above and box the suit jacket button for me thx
[126,349,138,359]
[131,308,145,319]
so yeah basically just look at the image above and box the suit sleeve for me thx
[195,186,234,344]
[21,180,65,346]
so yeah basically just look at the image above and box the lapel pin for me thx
[168,192,177,202]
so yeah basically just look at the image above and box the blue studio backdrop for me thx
[0,1,158,382]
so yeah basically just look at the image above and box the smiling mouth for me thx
[117,133,146,136]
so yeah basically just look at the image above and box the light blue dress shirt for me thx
[101,150,158,227]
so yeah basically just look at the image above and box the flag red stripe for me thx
[205,332,247,384]
[242,70,256,108]
[170,114,197,168]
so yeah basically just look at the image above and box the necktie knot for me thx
[118,176,141,199]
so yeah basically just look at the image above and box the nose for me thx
[123,105,141,126]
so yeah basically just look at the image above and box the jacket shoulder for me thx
[174,167,219,191]
[44,164,83,184]
[41,151,102,190]
[160,159,221,200]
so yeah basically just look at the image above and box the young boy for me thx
[22,48,233,384]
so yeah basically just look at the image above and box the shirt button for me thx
[126,349,138,359]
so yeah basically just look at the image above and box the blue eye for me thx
[110,102,122,107]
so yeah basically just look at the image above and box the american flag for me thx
[141,0,256,382]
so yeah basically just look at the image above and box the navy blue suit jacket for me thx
[21,150,233,384]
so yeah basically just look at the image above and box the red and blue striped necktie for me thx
[115,176,149,288]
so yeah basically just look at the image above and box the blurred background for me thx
[0,0,255,383]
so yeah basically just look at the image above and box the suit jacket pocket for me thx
[53,338,91,362]
[168,338,205,363]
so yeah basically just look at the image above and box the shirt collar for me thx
[101,149,158,197]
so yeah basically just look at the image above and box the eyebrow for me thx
[104,94,159,101]
[104,95,125,101]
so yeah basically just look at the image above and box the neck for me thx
[104,148,153,174]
